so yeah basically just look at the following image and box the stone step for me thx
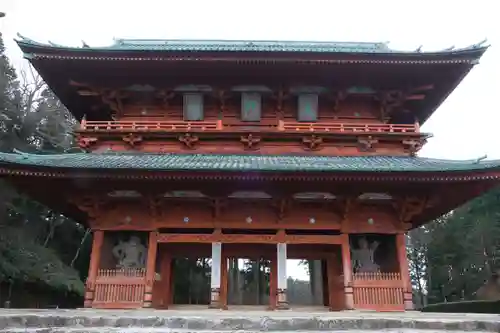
[1,330,498,333]
[0,310,499,332]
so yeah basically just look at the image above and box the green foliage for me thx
[0,225,84,294]
[0,33,89,303]
[172,258,211,305]
[421,300,500,314]
[409,186,500,306]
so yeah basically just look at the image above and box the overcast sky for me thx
[1,0,499,280]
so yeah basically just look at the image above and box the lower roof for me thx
[1,152,500,174]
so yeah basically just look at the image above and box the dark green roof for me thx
[1,152,500,174]
[16,35,489,57]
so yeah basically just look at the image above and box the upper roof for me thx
[15,35,489,124]
[1,152,499,180]
[16,36,489,57]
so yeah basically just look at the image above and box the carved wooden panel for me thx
[343,204,399,233]
[158,201,213,227]
[96,200,154,230]
[217,200,277,227]
[281,201,341,229]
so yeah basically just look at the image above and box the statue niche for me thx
[112,235,147,269]
[351,236,380,273]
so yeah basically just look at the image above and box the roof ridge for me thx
[4,151,500,165]
[14,34,490,55]
[0,152,500,174]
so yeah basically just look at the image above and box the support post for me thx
[341,233,354,309]
[159,253,172,309]
[84,230,104,308]
[310,260,323,305]
[397,232,413,310]
[143,231,158,308]
[269,255,277,310]
[276,243,289,309]
[209,242,222,308]
[327,257,337,311]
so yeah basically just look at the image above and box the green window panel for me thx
[241,93,262,121]
[183,93,204,121]
[298,93,318,122]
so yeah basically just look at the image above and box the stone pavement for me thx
[0,308,499,332]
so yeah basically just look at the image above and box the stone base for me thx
[275,288,289,310]
[208,287,223,309]
[0,309,499,332]
[275,302,289,310]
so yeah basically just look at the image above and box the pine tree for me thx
[0,34,88,306]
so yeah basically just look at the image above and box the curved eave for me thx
[16,39,488,63]
[15,39,489,124]
[1,164,500,182]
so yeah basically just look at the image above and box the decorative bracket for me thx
[156,89,175,110]
[302,135,323,151]
[376,86,432,119]
[395,196,427,225]
[77,136,98,150]
[271,197,292,221]
[213,88,230,119]
[71,82,129,119]
[333,197,352,222]
[403,139,425,156]
[240,134,261,150]
[178,133,199,149]
[122,133,143,147]
[271,87,290,119]
[211,198,221,219]
[358,136,378,152]
[147,196,163,221]
[330,90,347,113]
[70,195,106,222]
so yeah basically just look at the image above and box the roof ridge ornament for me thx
[471,38,488,49]
[15,33,40,45]
[473,155,487,164]
[48,41,63,47]
[12,149,25,155]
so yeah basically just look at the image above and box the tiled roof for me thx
[0,152,499,173]
[15,35,489,56]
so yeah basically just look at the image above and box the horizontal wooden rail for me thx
[279,121,418,133]
[80,119,419,134]
[157,232,342,244]
[81,120,223,131]
[97,268,146,278]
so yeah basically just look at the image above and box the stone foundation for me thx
[0,309,499,332]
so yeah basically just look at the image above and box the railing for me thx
[351,272,404,311]
[92,268,146,308]
[279,121,418,133]
[80,119,419,134]
[80,119,222,131]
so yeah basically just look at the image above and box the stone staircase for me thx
[0,309,499,333]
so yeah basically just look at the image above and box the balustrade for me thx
[350,272,404,311]
[279,121,417,133]
[92,268,146,308]
[80,119,419,134]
